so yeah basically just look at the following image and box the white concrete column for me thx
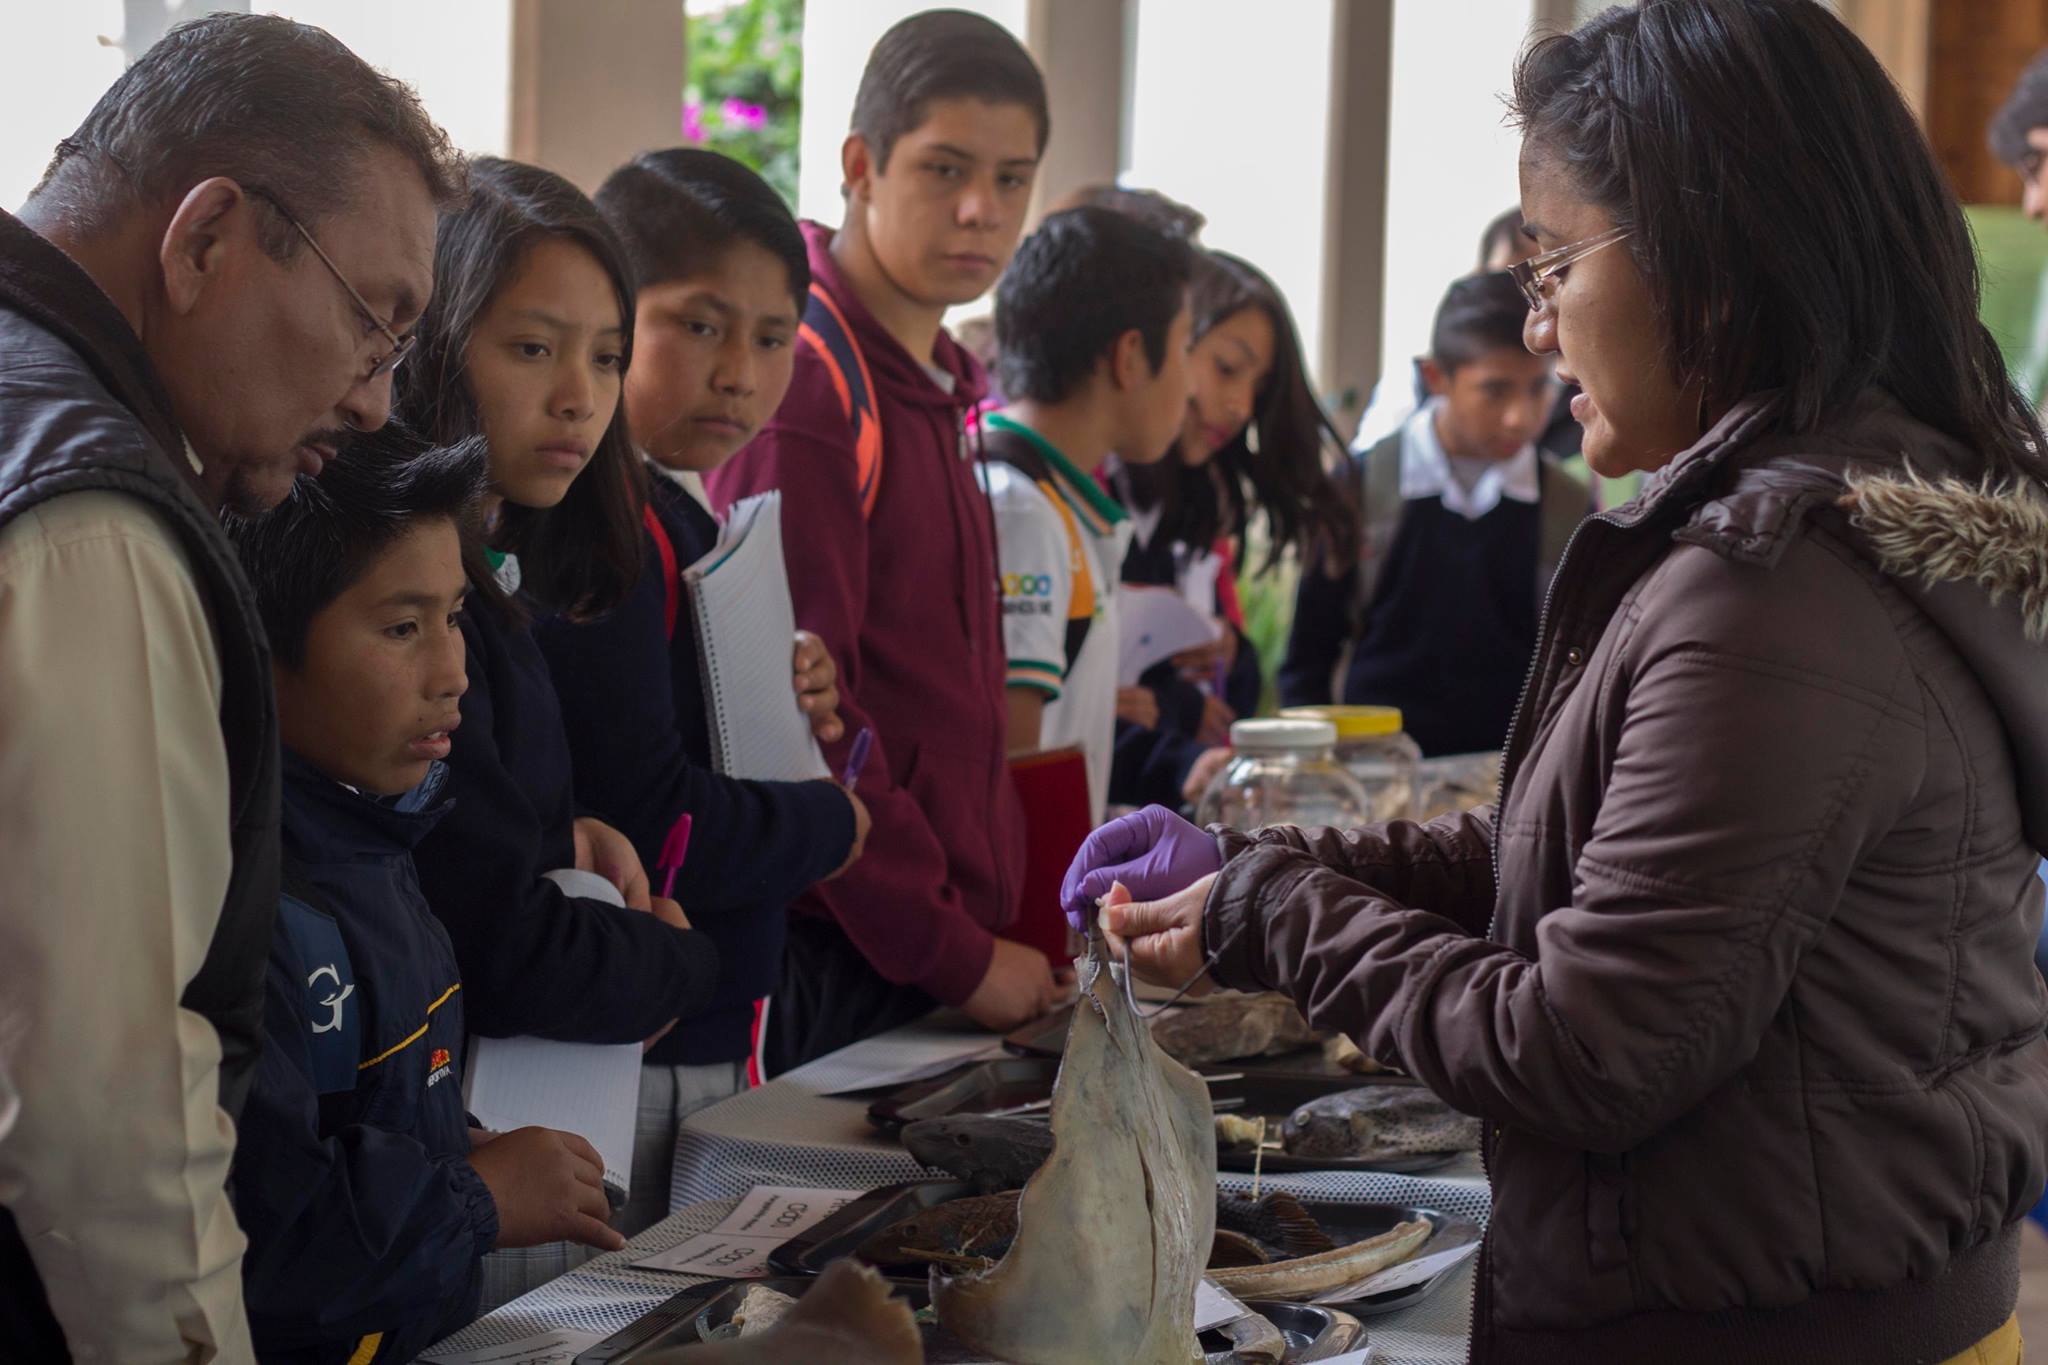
[1378,0,1543,384]
[1123,0,1340,388]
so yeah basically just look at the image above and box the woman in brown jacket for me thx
[1067,2,2048,1360]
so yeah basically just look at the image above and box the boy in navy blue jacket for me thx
[226,429,625,1364]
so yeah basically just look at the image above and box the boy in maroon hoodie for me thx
[704,10,1056,1070]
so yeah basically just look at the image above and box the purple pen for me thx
[841,726,874,787]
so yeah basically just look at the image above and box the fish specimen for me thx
[1206,1220,1435,1302]
[644,1260,922,1364]
[855,1192,1023,1269]
[900,1115,1054,1193]
[930,904,1216,1363]
[856,1189,1333,1272]
[1149,993,1321,1068]
[1281,1087,1482,1162]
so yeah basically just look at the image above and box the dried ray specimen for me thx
[931,908,1216,1364]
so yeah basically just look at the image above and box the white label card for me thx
[633,1184,863,1277]
[1193,1278,1257,1332]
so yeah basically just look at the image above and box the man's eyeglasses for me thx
[246,186,415,381]
[1509,225,1632,312]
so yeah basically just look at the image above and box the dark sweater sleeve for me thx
[234,958,496,1359]
[1279,560,1358,708]
[1110,716,1208,812]
[414,613,719,1043]
[534,538,856,913]
[1224,625,1262,718]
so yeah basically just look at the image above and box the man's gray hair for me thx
[30,12,465,256]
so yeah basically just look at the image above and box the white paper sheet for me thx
[813,1042,1007,1098]
[418,1327,605,1365]
[1117,584,1222,685]
[1310,1349,1378,1365]
[633,1184,862,1277]
[1193,1278,1257,1332]
[464,1035,643,1197]
[459,871,643,1198]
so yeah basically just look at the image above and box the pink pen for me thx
[657,812,693,901]
[841,726,874,788]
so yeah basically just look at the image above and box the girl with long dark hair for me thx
[395,157,720,1301]
[1074,3,2048,1360]
[1109,249,1355,808]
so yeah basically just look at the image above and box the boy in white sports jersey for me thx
[977,206,1195,820]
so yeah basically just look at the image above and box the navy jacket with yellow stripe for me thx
[231,753,497,1364]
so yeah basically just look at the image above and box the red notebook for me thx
[1004,746,1092,967]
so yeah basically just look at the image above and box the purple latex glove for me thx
[1060,805,1223,930]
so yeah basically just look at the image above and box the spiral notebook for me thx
[684,490,830,782]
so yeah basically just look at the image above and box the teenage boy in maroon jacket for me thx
[706,10,1059,1069]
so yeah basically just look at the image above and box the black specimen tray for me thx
[867,1056,1465,1175]
[575,1271,1366,1363]
[767,1179,1478,1320]
[1006,1000,1425,1086]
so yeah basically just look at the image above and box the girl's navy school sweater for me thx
[412,576,719,1046]
[534,470,856,1067]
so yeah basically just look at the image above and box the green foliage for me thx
[685,0,804,209]
[1239,552,1297,718]
[1967,204,2048,408]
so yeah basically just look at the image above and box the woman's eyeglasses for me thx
[1509,225,1632,312]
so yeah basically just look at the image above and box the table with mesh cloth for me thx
[430,1013,1488,1365]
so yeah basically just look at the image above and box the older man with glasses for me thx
[0,14,461,1361]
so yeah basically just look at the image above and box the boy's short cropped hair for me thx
[227,425,488,668]
[1991,49,2048,168]
[596,147,808,304]
[995,206,1195,405]
[1429,270,1536,373]
[850,9,1049,171]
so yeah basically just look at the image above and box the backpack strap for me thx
[1535,455,1592,609]
[797,282,885,521]
[982,423,1093,678]
[643,502,680,641]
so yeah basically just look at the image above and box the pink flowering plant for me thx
[683,0,802,206]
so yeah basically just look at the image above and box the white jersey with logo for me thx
[976,414,1134,823]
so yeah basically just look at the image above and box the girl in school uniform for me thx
[394,157,720,1302]
[1109,249,1356,810]
[534,148,868,1235]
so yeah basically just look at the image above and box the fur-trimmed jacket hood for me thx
[1661,388,2048,851]
[1201,384,2048,1363]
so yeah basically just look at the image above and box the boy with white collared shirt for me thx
[1281,271,1590,757]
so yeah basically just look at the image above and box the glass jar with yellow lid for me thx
[1278,705,1421,822]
